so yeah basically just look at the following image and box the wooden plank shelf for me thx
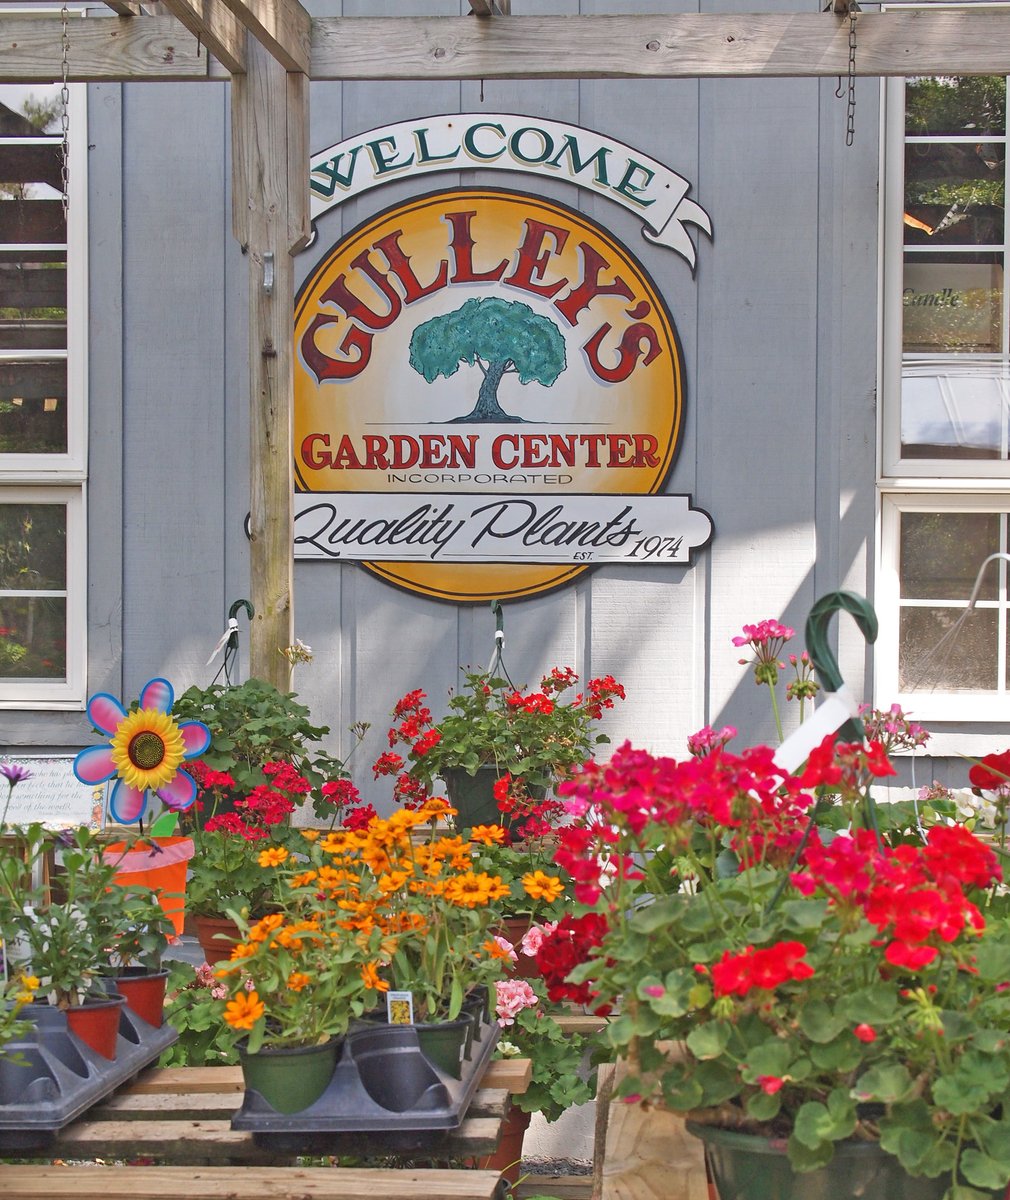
[0,1059,532,1199]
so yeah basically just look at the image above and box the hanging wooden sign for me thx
[294,186,712,603]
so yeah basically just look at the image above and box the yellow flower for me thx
[223,989,265,1031]
[301,829,320,842]
[109,707,185,793]
[377,868,412,895]
[257,846,289,868]
[290,869,319,888]
[470,824,507,845]
[522,870,565,903]
[286,972,311,992]
[248,913,285,942]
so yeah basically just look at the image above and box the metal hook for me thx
[804,590,877,743]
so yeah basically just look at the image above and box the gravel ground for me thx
[521,1158,593,1175]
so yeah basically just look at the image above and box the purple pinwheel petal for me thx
[179,720,212,759]
[109,778,148,824]
[87,692,128,737]
[156,768,198,813]
[0,762,32,785]
[139,677,175,713]
[73,744,118,786]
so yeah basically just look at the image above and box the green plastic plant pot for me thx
[687,1122,1006,1200]
[238,1038,339,1114]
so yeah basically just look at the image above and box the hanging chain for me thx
[833,6,858,147]
[60,2,71,223]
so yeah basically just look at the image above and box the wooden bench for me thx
[0,1059,532,1200]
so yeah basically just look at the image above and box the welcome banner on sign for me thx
[309,114,713,269]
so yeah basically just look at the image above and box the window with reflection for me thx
[0,68,85,705]
[899,76,1010,462]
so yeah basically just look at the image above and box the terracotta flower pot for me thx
[193,914,243,965]
[471,1103,531,1184]
[65,994,126,1060]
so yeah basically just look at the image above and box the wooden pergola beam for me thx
[219,0,310,74]
[307,11,1010,80]
[158,0,247,74]
[0,16,212,81]
[11,10,1010,83]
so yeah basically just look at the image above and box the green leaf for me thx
[742,1039,794,1080]
[798,1000,846,1044]
[933,1073,997,1116]
[836,984,899,1024]
[786,1134,836,1173]
[693,1060,741,1107]
[810,1036,862,1073]
[779,898,829,930]
[746,1091,782,1122]
[960,1149,1010,1191]
[852,1063,912,1103]
[792,1091,856,1149]
[686,1021,731,1061]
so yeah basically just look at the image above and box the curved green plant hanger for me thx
[804,590,878,744]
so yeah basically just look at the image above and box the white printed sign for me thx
[294,493,712,564]
[0,757,104,830]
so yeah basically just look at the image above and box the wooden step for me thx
[0,1165,506,1200]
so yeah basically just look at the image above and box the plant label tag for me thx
[387,990,414,1024]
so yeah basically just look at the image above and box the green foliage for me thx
[498,1000,594,1123]
[906,76,1006,137]
[174,678,342,795]
[158,961,242,1067]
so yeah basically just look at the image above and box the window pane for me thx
[899,605,997,691]
[0,360,67,453]
[0,503,66,589]
[0,596,65,679]
[0,250,67,352]
[902,255,1002,355]
[906,76,1006,138]
[900,510,1000,599]
[904,143,1005,248]
[900,364,1008,459]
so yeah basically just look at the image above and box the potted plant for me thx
[104,884,177,1027]
[377,667,625,831]
[475,974,595,1184]
[535,719,1010,1200]
[0,825,127,1060]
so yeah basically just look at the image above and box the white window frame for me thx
[0,74,88,708]
[0,485,86,708]
[878,490,1010,723]
[878,32,1010,725]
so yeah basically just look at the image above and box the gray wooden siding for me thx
[0,0,885,810]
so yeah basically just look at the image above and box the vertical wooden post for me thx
[230,36,310,690]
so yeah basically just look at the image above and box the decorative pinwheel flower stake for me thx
[73,678,211,826]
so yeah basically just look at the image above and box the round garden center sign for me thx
[294,187,708,603]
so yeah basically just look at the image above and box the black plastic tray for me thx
[232,1006,501,1154]
[0,998,178,1150]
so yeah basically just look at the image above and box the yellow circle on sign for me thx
[294,188,685,604]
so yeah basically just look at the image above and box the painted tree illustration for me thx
[408,297,567,423]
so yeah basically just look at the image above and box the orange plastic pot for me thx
[103,836,195,938]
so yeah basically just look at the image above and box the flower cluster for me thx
[214,798,516,1043]
[377,667,625,824]
[540,729,1010,1193]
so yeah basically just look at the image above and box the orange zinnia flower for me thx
[223,989,265,1031]
[484,938,515,961]
[257,846,289,868]
[286,972,311,992]
[360,961,389,992]
[470,824,507,846]
[522,870,565,903]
